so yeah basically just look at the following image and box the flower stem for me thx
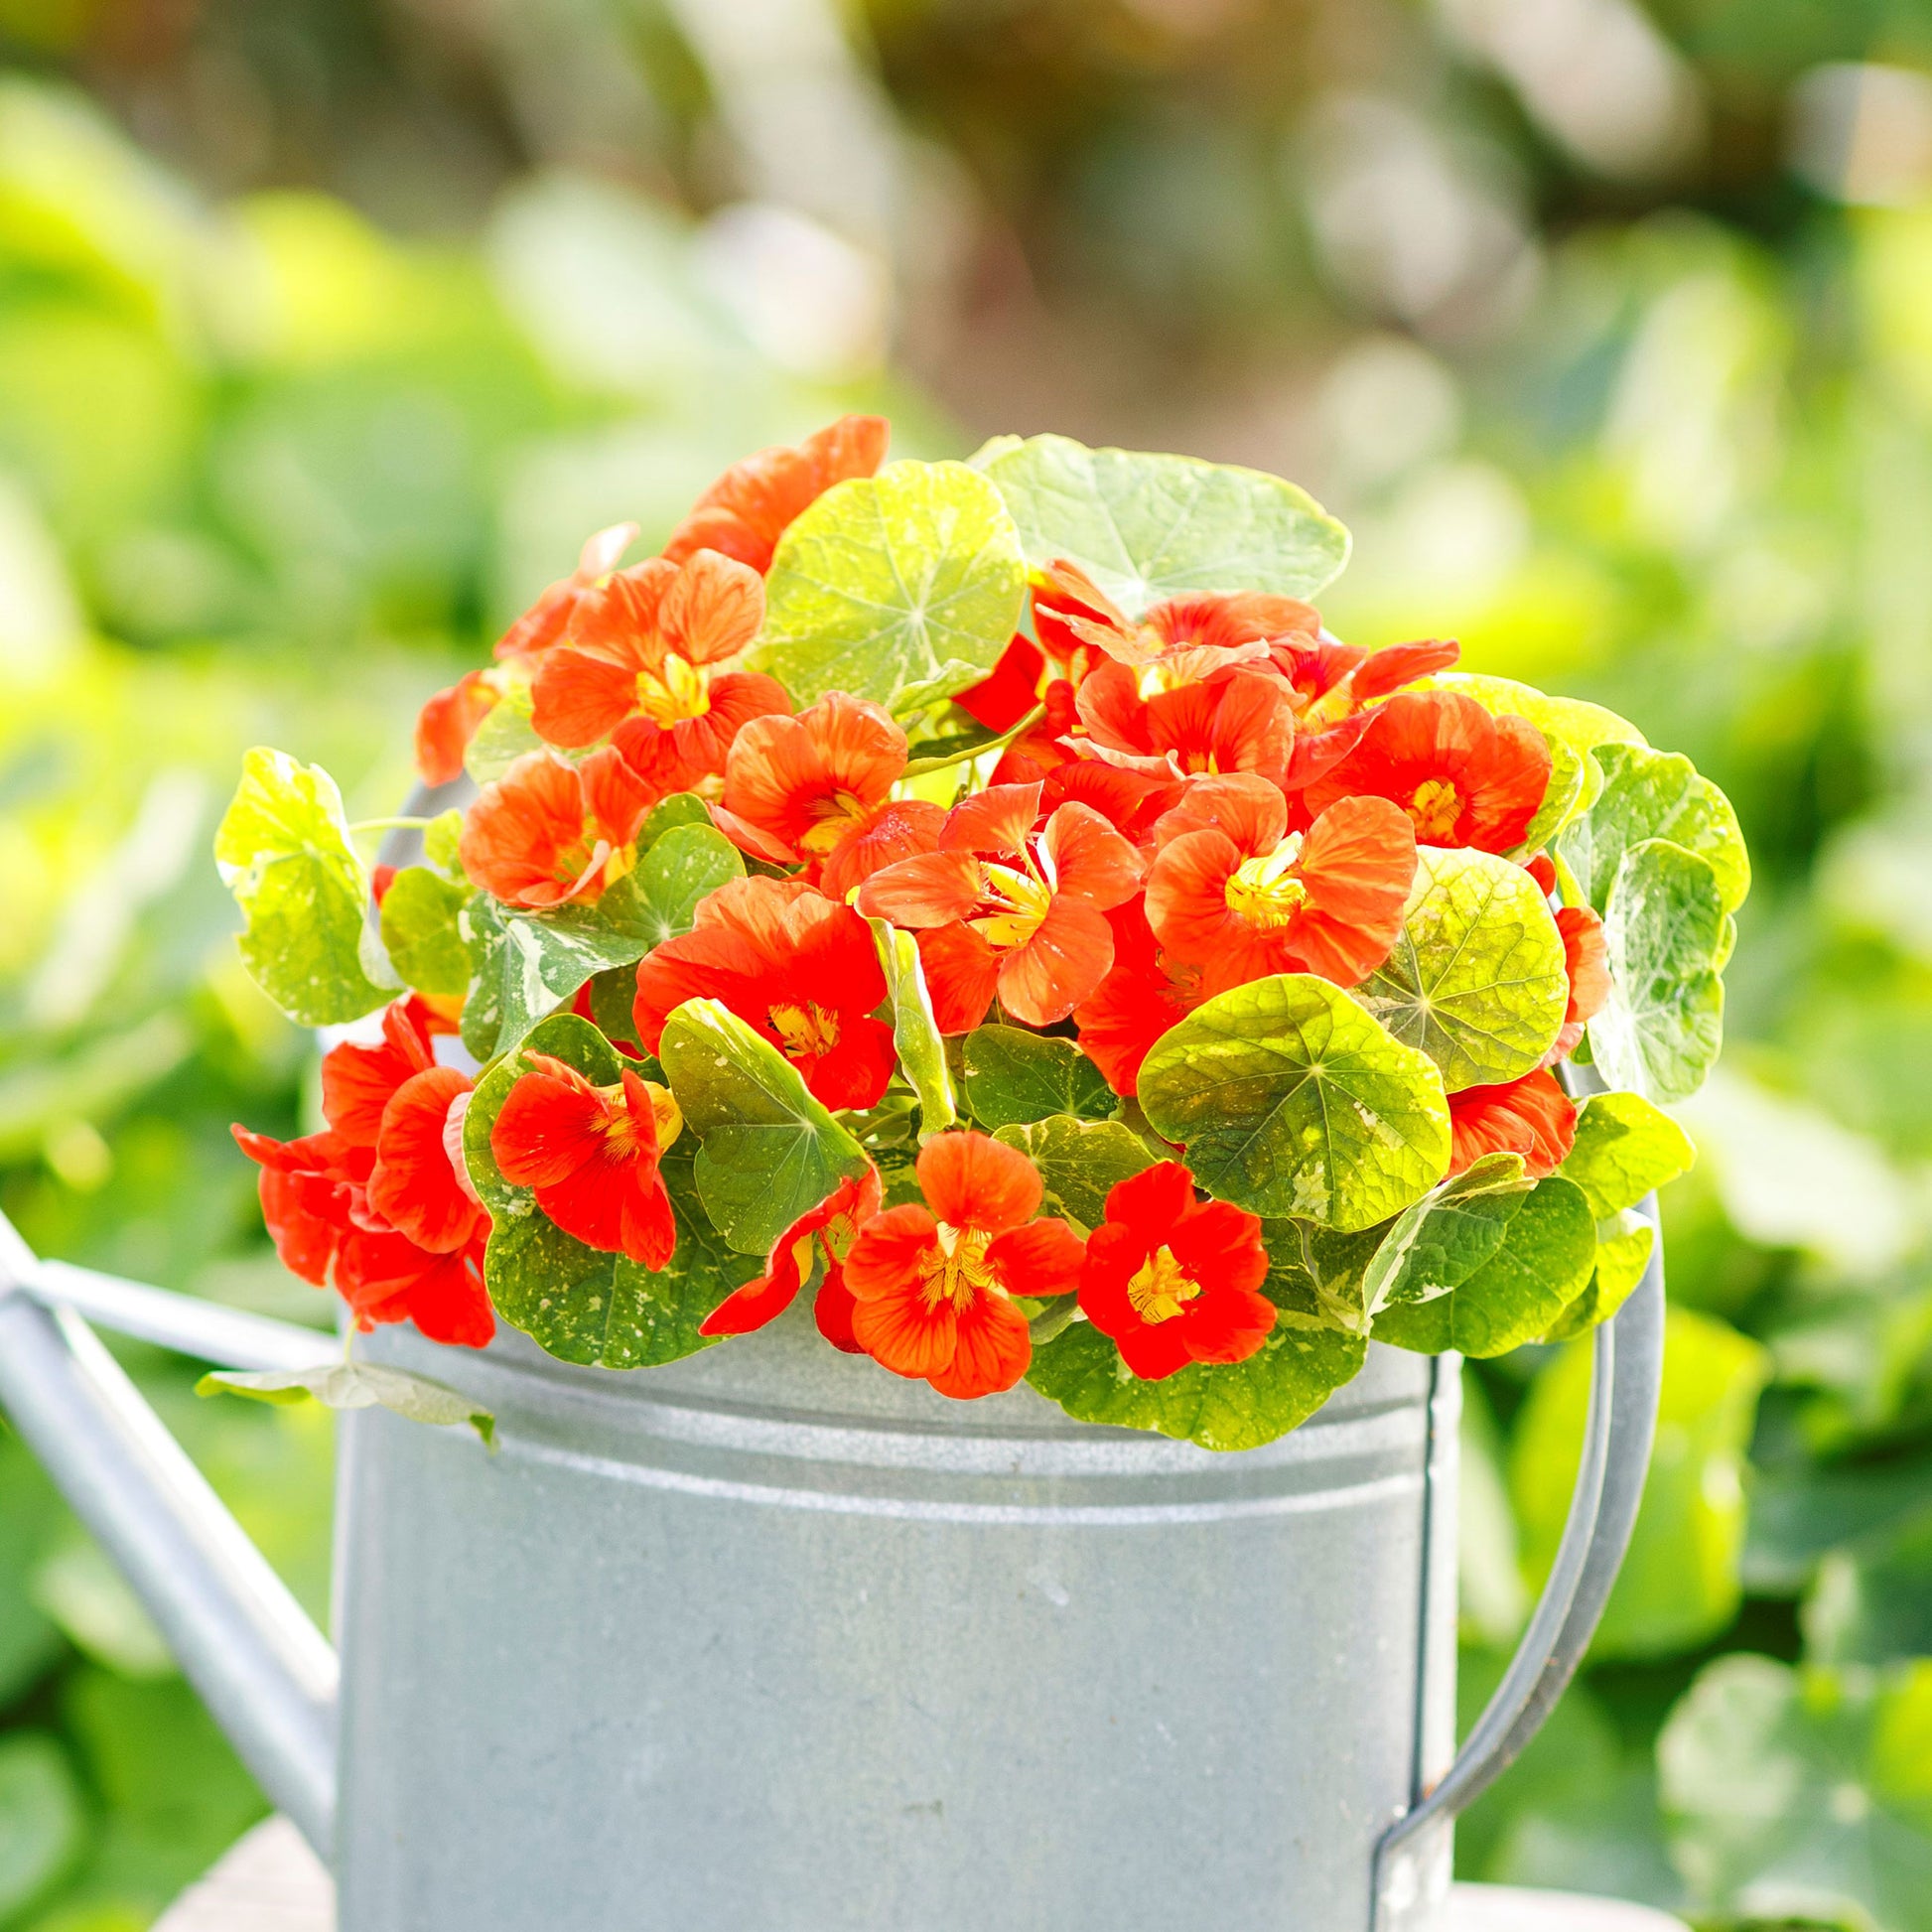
[898,704,1044,781]
[348,815,435,835]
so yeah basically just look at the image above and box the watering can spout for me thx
[0,1213,340,1863]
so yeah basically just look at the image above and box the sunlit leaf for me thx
[1540,1208,1655,1342]
[960,1024,1113,1130]
[1560,742,1750,917]
[752,459,1029,717]
[1376,1174,1596,1357]
[1357,846,1569,1091]
[1561,1090,1696,1217]
[198,1361,494,1448]
[1137,973,1450,1229]
[657,997,869,1254]
[377,864,473,996]
[1027,1311,1365,1450]
[1588,838,1727,1104]
[213,746,387,1025]
[991,1113,1155,1232]
[866,914,956,1137]
[977,431,1350,613]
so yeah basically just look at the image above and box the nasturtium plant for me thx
[216,414,1744,1451]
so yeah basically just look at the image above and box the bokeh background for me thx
[3,2,1932,1926]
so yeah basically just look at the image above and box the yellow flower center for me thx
[603,1079,682,1156]
[768,1001,843,1057]
[1126,1245,1203,1324]
[918,1221,999,1311]
[634,652,711,727]
[1223,837,1308,929]
[798,790,870,857]
[1409,777,1462,841]
[971,862,1054,951]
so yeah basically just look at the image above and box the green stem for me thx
[898,704,1044,781]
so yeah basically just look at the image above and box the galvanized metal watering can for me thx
[0,1181,1661,1932]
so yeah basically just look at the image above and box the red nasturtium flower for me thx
[1144,773,1417,986]
[662,414,891,574]
[232,998,493,1348]
[530,548,785,800]
[631,877,896,1110]
[1079,1162,1277,1380]
[1448,1067,1578,1177]
[844,1132,1084,1399]
[1078,664,1297,784]
[1073,901,1209,1098]
[490,1054,681,1268]
[459,749,651,909]
[1303,690,1551,853]
[716,691,913,878]
[855,783,1144,1032]
[699,1168,883,1348]
[412,522,638,785]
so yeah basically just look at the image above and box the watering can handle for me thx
[0,1211,341,1861]
[1370,1182,1667,1928]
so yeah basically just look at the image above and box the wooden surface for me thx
[156,1819,1690,1931]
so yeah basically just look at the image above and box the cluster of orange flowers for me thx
[240,415,1611,1400]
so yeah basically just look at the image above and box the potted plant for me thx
[3,419,1743,1932]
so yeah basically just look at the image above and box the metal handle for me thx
[1371,1192,1667,1927]
[0,1210,342,1861]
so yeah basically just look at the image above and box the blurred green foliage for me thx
[6,1,1932,1926]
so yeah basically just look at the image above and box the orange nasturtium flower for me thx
[459,749,652,909]
[1447,1067,1578,1178]
[699,1168,883,1347]
[1302,689,1552,853]
[530,547,786,798]
[1077,1163,1277,1380]
[631,877,897,1112]
[1553,904,1611,1058]
[855,782,1145,1033]
[661,414,891,574]
[843,1132,1085,1400]
[412,521,638,785]
[1073,901,1209,1098]
[1143,773,1417,986]
[490,1054,682,1268]
[233,998,492,1348]
[715,691,923,891]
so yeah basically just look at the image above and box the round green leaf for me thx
[977,432,1350,614]
[1027,1314,1365,1451]
[1588,838,1727,1104]
[1559,741,1750,916]
[658,997,870,1255]
[1540,1207,1655,1344]
[213,746,387,1025]
[378,865,474,996]
[1376,1173,1596,1357]
[1427,672,1646,759]
[1560,1090,1696,1219]
[991,1114,1156,1232]
[1139,975,1450,1229]
[752,459,1028,717]
[1357,846,1570,1091]
[961,1025,1113,1130]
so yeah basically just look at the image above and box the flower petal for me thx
[916,1130,1042,1234]
[659,548,765,664]
[995,892,1115,1027]
[368,1066,482,1254]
